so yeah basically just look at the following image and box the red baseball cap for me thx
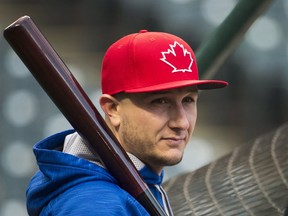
[101,30,228,94]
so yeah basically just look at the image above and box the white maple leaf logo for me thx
[160,41,193,73]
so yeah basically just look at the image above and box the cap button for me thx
[139,29,148,33]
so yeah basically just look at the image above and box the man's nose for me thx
[168,104,190,130]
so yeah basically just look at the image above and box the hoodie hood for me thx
[26,130,118,215]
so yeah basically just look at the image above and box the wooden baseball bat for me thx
[3,16,166,216]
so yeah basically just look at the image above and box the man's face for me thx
[113,86,198,174]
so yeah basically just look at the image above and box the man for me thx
[26,30,228,215]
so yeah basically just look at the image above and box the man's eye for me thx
[183,97,195,103]
[152,98,168,104]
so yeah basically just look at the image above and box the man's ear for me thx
[99,94,121,127]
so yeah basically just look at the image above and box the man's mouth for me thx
[162,136,186,146]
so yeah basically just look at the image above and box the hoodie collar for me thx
[63,132,164,186]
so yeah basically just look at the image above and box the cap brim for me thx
[125,80,228,93]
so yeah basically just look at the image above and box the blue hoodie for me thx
[26,130,171,215]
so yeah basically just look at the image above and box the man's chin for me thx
[161,153,184,166]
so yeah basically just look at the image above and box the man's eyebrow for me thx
[149,88,198,95]
[149,91,170,95]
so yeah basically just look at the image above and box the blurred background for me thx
[0,0,287,215]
